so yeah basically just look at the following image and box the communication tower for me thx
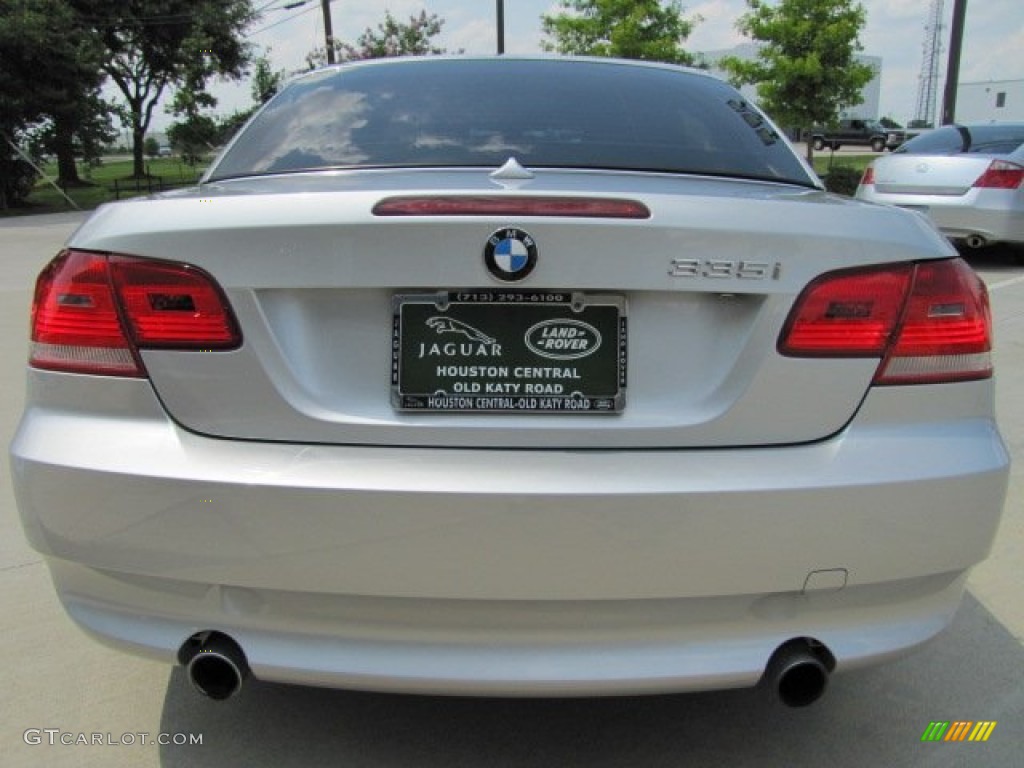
[913,0,945,126]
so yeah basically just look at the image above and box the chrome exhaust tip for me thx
[761,639,832,708]
[182,632,249,701]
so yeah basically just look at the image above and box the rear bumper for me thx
[53,561,969,696]
[10,373,1009,695]
[857,187,1024,245]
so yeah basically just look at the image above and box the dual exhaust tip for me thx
[178,632,832,707]
[180,632,249,701]
[760,638,834,708]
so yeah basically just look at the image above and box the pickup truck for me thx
[810,119,905,152]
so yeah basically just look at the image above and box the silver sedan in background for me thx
[856,123,1024,250]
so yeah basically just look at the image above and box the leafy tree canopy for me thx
[0,0,113,196]
[307,10,451,69]
[720,0,874,161]
[167,53,284,167]
[70,0,257,177]
[250,53,285,105]
[542,0,701,66]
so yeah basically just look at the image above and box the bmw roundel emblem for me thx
[484,228,538,282]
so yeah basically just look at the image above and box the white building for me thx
[955,80,1024,123]
[701,43,883,122]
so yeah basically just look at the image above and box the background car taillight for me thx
[972,159,1024,189]
[779,258,991,385]
[31,249,240,377]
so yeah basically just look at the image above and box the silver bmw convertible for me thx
[9,57,1009,706]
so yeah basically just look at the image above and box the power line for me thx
[246,3,318,37]
[254,0,286,13]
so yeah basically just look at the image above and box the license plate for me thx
[392,291,626,413]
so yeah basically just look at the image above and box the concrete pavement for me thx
[1,213,1021,767]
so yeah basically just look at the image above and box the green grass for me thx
[811,154,874,177]
[2,156,209,217]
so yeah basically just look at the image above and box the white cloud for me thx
[448,18,498,55]
[688,0,745,50]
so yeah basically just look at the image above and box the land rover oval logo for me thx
[484,228,537,282]
[525,319,602,360]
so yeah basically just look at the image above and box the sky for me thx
[147,0,1024,133]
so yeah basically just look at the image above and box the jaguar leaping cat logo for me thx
[426,317,497,345]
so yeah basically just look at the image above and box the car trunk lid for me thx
[872,154,995,196]
[67,169,954,449]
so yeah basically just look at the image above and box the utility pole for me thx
[321,0,335,65]
[941,0,967,125]
[496,0,505,54]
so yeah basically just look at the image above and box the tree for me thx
[167,113,218,165]
[541,0,700,66]
[29,92,118,186]
[0,0,112,193]
[250,53,285,105]
[306,10,450,68]
[720,0,875,163]
[219,53,285,142]
[0,0,45,206]
[167,53,283,165]
[72,0,257,178]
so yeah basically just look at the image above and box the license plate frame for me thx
[391,290,627,414]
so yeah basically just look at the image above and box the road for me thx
[1,213,1021,767]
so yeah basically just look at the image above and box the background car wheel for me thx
[812,138,825,151]
[871,138,885,152]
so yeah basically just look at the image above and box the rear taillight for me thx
[779,258,991,385]
[30,249,240,377]
[973,159,1024,189]
[859,166,875,186]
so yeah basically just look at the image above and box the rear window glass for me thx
[897,124,1024,155]
[209,58,813,186]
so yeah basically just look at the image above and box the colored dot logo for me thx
[921,721,997,742]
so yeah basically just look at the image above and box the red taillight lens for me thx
[779,258,991,385]
[778,265,913,357]
[109,257,239,347]
[973,159,1024,189]
[860,166,875,186]
[31,250,141,376]
[876,259,991,384]
[30,249,240,377]
[372,195,651,219]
